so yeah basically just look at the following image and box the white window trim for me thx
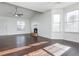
[65,10,79,33]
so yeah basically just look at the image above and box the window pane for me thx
[53,14,60,23]
[67,11,74,22]
[65,10,79,32]
[52,24,60,32]
[17,21,25,26]
[65,23,74,32]
[74,22,79,32]
[74,10,79,21]
[17,21,25,31]
[66,10,79,23]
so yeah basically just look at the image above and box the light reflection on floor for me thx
[16,35,26,47]
[0,41,48,56]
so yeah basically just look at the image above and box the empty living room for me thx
[0,0,79,58]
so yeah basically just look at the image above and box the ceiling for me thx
[7,2,77,12]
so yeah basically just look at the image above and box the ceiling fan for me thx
[14,6,23,17]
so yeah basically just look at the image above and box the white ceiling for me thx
[0,3,37,19]
[8,2,77,12]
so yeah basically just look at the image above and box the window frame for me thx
[64,10,79,32]
[51,14,61,32]
[17,21,25,31]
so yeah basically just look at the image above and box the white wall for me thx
[63,3,79,43]
[30,9,64,39]
[0,16,31,35]
[0,2,37,35]
[31,10,51,38]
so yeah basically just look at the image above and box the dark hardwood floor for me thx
[0,34,79,56]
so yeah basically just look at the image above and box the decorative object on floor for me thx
[31,32,38,42]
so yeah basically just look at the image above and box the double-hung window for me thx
[65,10,79,32]
[52,14,60,32]
[17,21,25,31]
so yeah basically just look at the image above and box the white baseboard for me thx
[39,35,64,40]
[64,39,79,43]
[0,33,30,36]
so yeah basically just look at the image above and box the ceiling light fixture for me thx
[14,6,23,17]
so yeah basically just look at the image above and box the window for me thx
[52,14,60,32]
[65,10,79,32]
[17,21,25,31]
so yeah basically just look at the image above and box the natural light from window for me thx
[17,21,25,31]
[52,14,60,32]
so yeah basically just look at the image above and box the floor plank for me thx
[0,34,79,56]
